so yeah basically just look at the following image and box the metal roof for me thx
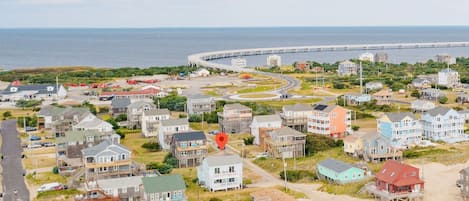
[161,118,188,127]
[253,114,281,123]
[142,175,186,193]
[172,131,206,142]
[111,98,131,108]
[204,154,242,167]
[318,158,355,173]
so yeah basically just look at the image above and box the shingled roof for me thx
[383,112,417,122]
[318,158,355,173]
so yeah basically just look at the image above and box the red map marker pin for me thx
[215,132,228,150]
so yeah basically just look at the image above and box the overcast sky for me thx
[1,0,469,28]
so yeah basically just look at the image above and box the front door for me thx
[414,184,421,192]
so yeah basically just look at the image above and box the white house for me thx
[422,107,465,142]
[0,84,67,102]
[365,81,383,92]
[410,100,436,112]
[438,68,460,88]
[231,58,247,68]
[96,176,143,200]
[191,68,210,78]
[359,52,375,62]
[186,94,216,115]
[141,109,171,137]
[337,60,358,76]
[250,114,282,145]
[197,154,243,192]
[73,114,114,134]
[267,55,282,67]
[158,118,190,150]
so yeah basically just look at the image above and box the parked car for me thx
[45,135,55,139]
[30,136,41,141]
[37,182,62,193]
[43,142,56,147]
[208,130,219,135]
[25,126,37,132]
[21,144,28,148]
[255,152,269,159]
[28,143,42,149]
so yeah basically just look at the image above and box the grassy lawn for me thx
[120,132,168,164]
[317,179,373,199]
[97,113,112,121]
[405,143,469,165]
[257,98,321,110]
[26,172,67,186]
[24,154,56,170]
[189,123,219,133]
[238,93,277,99]
[35,189,82,201]
[0,109,36,118]
[237,85,277,94]
[203,89,223,97]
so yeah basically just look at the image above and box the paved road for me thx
[1,120,30,201]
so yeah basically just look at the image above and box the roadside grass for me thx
[97,113,112,121]
[120,132,168,164]
[237,85,277,94]
[35,189,82,201]
[224,133,263,158]
[0,109,35,118]
[317,178,373,199]
[404,143,469,165]
[275,185,308,199]
[26,172,67,186]
[238,93,277,99]
[203,89,223,97]
[23,154,56,170]
[257,98,321,110]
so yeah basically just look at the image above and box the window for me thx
[229,178,235,183]
[229,166,235,173]
[214,168,220,174]
[214,179,223,184]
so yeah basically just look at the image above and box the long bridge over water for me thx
[188,41,469,72]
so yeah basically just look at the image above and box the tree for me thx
[333,82,345,89]
[439,96,448,104]
[82,101,97,115]
[146,162,172,174]
[154,94,187,111]
[243,136,255,145]
[2,111,12,119]
[115,114,127,122]
[106,118,119,129]
[116,130,125,139]
[305,134,341,156]
[352,125,360,131]
[163,153,178,168]
[410,90,421,98]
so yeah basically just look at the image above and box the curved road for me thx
[1,120,29,201]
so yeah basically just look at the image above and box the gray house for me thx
[362,133,402,162]
[127,101,156,129]
[111,97,131,117]
[82,140,132,181]
[421,88,444,101]
[186,94,216,114]
[218,103,253,134]
[142,175,186,201]
[97,176,143,201]
[458,167,469,200]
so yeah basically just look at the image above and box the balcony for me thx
[85,159,132,169]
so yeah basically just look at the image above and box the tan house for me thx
[343,132,365,157]
[265,127,306,159]
[218,103,252,134]
[281,103,313,132]
[372,90,393,105]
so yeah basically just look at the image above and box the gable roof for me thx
[425,106,452,116]
[204,154,242,167]
[376,160,423,186]
[97,176,143,189]
[283,103,313,112]
[187,94,210,99]
[172,131,206,142]
[127,100,155,110]
[142,175,186,193]
[144,108,170,116]
[111,98,131,108]
[74,116,112,129]
[339,60,356,66]
[161,118,188,127]
[224,103,251,111]
[1,84,62,95]
[269,127,305,137]
[56,130,103,144]
[460,167,469,175]
[82,140,129,157]
[253,114,281,123]
[318,158,355,173]
[383,112,417,122]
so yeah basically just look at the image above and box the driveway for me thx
[1,120,30,201]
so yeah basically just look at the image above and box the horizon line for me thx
[2,25,469,29]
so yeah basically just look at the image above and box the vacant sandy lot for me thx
[412,161,468,201]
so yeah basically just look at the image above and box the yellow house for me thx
[343,132,365,156]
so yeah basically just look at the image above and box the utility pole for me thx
[282,154,287,191]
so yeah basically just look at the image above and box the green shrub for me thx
[439,96,448,104]
[163,153,178,168]
[209,198,223,201]
[279,170,315,182]
[352,125,360,131]
[305,134,342,155]
[2,111,12,119]
[243,136,255,145]
[146,162,173,174]
[52,166,59,174]
[115,113,127,122]
[141,142,162,152]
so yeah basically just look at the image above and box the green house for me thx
[316,158,366,184]
[142,174,186,201]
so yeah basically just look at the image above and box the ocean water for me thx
[1,27,469,69]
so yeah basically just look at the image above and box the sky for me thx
[1,0,469,28]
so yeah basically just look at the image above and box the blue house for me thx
[316,158,366,184]
[377,112,422,148]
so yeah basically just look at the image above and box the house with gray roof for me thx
[96,176,143,201]
[158,118,190,150]
[361,133,402,162]
[0,83,67,102]
[73,115,114,134]
[141,108,171,137]
[56,130,120,174]
[317,158,366,184]
[421,88,444,101]
[186,94,216,114]
[82,140,132,181]
[218,103,253,134]
[365,81,383,92]
[250,114,282,145]
[281,103,313,132]
[37,105,92,136]
[197,154,243,191]
[142,174,186,201]
[265,127,306,159]
[411,78,432,89]
[171,131,208,168]
[110,97,131,117]
[411,100,436,112]
[422,107,465,142]
[126,100,156,129]
[377,112,422,148]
